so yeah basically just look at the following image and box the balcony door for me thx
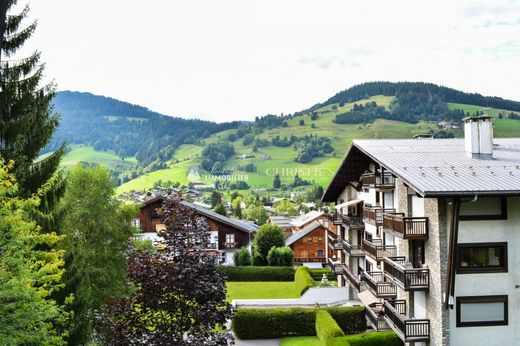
[411,240,425,268]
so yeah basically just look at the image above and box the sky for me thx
[16,0,520,122]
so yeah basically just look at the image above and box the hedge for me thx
[316,310,345,345]
[327,306,366,334]
[309,268,336,281]
[231,307,366,340]
[295,266,315,295]
[232,308,315,339]
[327,331,403,346]
[217,266,294,281]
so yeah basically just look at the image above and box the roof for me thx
[180,200,259,233]
[269,215,297,228]
[323,138,520,200]
[290,210,325,228]
[285,221,327,246]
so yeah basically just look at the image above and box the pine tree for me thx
[0,1,65,230]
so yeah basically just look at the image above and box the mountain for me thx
[46,91,241,166]
[47,83,520,194]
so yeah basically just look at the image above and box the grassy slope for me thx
[62,145,137,170]
[68,96,520,194]
[226,281,299,302]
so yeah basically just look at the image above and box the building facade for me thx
[322,116,520,345]
[285,221,334,264]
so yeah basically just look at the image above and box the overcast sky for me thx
[17,0,520,122]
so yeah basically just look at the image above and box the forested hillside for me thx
[45,91,241,166]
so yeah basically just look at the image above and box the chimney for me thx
[463,116,493,158]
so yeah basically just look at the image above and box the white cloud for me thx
[9,0,520,122]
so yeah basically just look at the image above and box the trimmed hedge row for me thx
[316,310,345,345]
[309,268,336,281]
[295,266,315,295]
[327,306,366,335]
[232,308,315,339]
[217,266,295,281]
[231,307,366,340]
[327,331,404,346]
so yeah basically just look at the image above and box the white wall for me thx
[449,196,520,346]
[412,195,425,217]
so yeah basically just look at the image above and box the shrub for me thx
[252,252,265,266]
[232,307,365,340]
[267,246,293,266]
[233,247,252,266]
[329,331,403,346]
[295,266,315,295]
[309,268,336,281]
[217,266,294,281]
[232,308,315,339]
[327,306,366,334]
[254,224,285,263]
[316,310,345,344]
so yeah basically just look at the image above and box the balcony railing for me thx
[384,257,430,291]
[328,258,344,275]
[384,300,430,343]
[342,264,361,291]
[364,271,397,298]
[361,172,395,189]
[363,239,397,261]
[294,256,326,263]
[343,239,364,256]
[383,213,428,240]
[363,207,396,226]
[365,303,390,331]
[341,215,365,229]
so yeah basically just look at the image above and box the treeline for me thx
[307,81,520,113]
[335,100,466,124]
[45,91,242,166]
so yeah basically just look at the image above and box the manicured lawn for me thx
[226,281,299,302]
[280,336,320,346]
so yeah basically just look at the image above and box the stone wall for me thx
[424,197,450,346]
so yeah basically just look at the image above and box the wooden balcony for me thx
[328,258,344,275]
[364,271,397,298]
[361,172,395,190]
[363,207,396,226]
[382,213,428,240]
[384,300,430,343]
[294,256,326,263]
[383,257,430,291]
[341,215,365,230]
[343,239,364,257]
[365,303,391,331]
[342,264,361,291]
[363,239,397,261]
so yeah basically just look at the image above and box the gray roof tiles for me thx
[353,138,520,196]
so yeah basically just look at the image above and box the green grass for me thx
[226,282,299,302]
[61,145,137,170]
[280,336,320,346]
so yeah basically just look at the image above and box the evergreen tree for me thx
[0,1,65,230]
[213,202,227,216]
[273,173,281,189]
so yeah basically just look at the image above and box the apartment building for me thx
[322,116,520,346]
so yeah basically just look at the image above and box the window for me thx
[225,234,235,243]
[456,296,508,327]
[457,243,507,273]
[131,218,141,228]
[317,250,324,257]
[307,237,313,243]
[318,236,323,243]
[459,197,507,221]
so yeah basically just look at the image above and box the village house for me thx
[322,116,520,346]
[134,196,258,265]
[285,221,334,265]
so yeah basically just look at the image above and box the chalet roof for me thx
[322,138,520,201]
[290,210,324,228]
[180,200,259,234]
[285,221,327,246]
[269,215,297,228]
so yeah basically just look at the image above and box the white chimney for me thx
[463,116,493,158]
